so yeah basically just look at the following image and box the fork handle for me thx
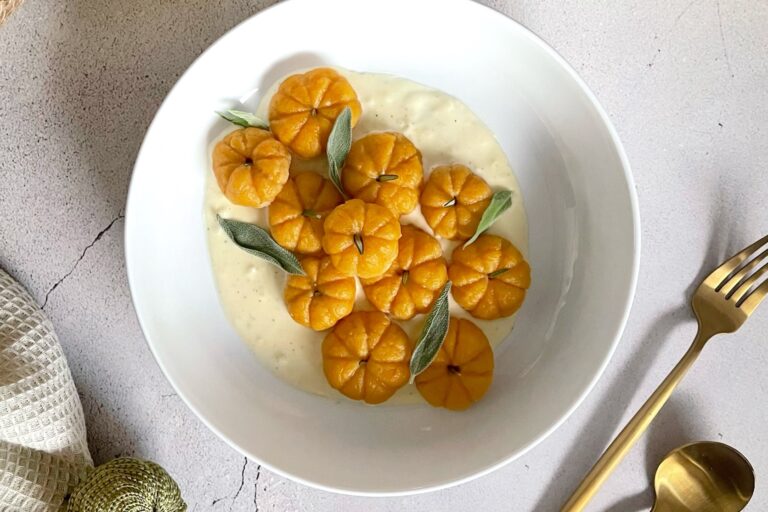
[560,331,710,512]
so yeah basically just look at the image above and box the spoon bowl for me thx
[653,441,754,512]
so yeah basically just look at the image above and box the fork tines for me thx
[706,234,768,313]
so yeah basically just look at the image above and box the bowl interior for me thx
[126,0,638,495]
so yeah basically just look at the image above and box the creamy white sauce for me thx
[204,70,528,405]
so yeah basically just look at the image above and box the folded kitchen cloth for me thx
[0,268,187,512]
[0,268,92,511]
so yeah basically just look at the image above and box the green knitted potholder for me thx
[67,458,186,512]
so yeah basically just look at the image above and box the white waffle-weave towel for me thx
[0,269,92,511]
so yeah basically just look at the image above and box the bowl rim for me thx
[124,0,640,497]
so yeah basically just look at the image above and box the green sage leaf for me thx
[217,215,304,275]
[409,281,452,382]
[216,109,269,129]
[326,107,352,199]
[488,268,510,279]
[353,233,364,254]
[463,190,513,248]
[377,174,399,182]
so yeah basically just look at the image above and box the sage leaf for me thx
[463,190,513,248]
[353,233,364,254]
[217,215,304,275]
[409,281,452,382]
[217,109,269,129]
[488,267,510,279]
[326,106,352,199]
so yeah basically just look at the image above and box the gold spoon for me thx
[652,442,754,512]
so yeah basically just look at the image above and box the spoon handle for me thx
[560,331,709,512]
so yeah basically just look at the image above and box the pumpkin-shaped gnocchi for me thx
[322,311,412,404]
[415,317,494,410]
[211,127,291,207]
[268,68,362,159]
[341,132,423,217]
[360,225,447,320]
[420,164,492,240]
[321,199,401,279]
[449,234,531,320]
[269,172,343,255]
[284,255,355,331]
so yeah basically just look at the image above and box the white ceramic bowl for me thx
[125,0,639,495]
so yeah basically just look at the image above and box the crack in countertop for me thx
[229,457,247,511]
[41,212,124,310]
[253,464,261,512]
[716,0,734,77]
[211,457,254,510]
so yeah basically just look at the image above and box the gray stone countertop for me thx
[1,0,767,510]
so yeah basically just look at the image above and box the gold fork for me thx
[562,234,768,512]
